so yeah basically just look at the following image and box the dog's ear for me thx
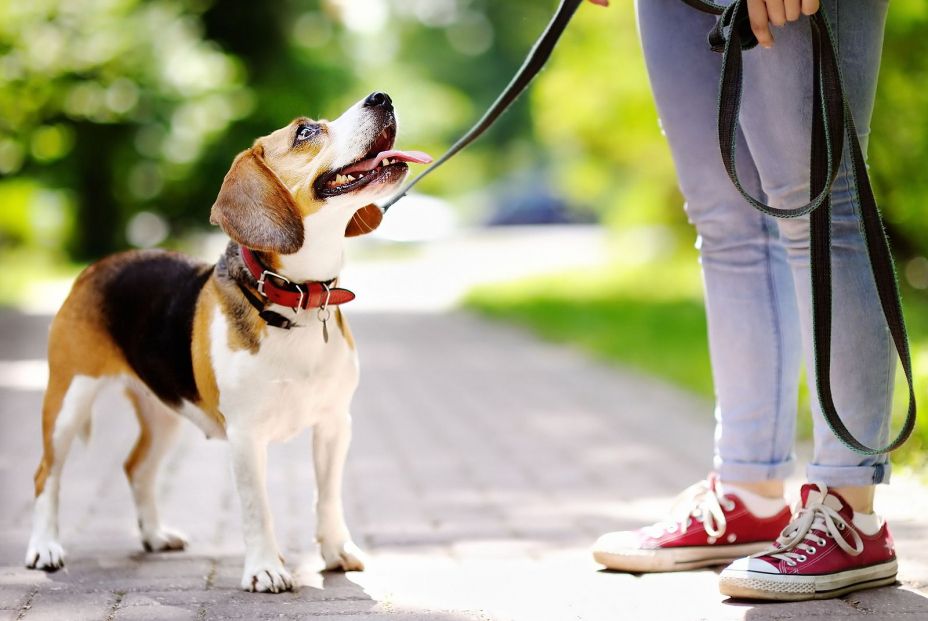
[210,146,304,254]
[345,204,383,237]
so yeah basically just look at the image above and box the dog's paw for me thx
[142,526,188,553]
[241,562,293,593]
[25,539,65,572]
[321,540,366,572]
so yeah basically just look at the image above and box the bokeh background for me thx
[1,0,925,466]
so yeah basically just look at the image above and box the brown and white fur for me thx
[25,93,417,593]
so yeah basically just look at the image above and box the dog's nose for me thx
[364,92,393,112]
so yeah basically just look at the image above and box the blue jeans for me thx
[636,0,894,487]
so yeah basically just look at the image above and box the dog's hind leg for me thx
[27,374,103,571]
[123,386,187,552]
[314,413,366,571]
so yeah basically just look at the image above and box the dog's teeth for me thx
[335,174,347,184]
[346,175,355,182]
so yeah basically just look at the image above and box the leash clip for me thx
[317,282,333,343]
[317,282,332,323]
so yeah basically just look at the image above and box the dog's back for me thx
[46,250,212,402]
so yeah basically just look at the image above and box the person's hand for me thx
[587,0,609,6]
[749,0,820,48]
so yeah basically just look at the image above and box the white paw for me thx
[142,526,188,552]
[25,539,65,572]
[320,540,366,572]
[241,562,293,593]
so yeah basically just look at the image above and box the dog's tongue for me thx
[342,149,432,175]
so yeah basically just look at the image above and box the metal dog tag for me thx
[318,307,331,344]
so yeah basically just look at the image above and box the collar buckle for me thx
[256,268,291,297]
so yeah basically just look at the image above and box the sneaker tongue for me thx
[799,483,852,520]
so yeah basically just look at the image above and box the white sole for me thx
[593,541,772,573]
[719,559,898,601]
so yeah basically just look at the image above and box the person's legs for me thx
[717,0,897,600]
[591,0,802,573]
[636,0,802,486]
[736,0,894,499]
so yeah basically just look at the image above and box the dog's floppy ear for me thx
[345,204,383,237]
[210,146,304,254]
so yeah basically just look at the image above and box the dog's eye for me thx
[294,124,319,145]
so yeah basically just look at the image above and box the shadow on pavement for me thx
[725,583,928,618]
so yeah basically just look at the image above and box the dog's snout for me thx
[363,92,393,112]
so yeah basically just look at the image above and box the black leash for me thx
[682,0,916,455]
[378,0,916,455]
[379,0,585,212]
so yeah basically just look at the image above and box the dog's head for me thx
[210,92,430,254]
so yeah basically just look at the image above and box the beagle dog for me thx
[25,92,431,593]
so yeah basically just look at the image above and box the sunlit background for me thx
[1,0,926,465]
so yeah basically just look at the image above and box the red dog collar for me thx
[240,246,355,310]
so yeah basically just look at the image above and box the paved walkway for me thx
[0,308,926,621]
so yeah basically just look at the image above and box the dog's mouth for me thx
[315,123,432,198]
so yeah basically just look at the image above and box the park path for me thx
[0,306,926,621]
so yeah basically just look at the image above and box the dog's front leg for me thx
[314,414,366,571]
[228,431,293,592]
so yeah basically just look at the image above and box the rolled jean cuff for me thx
[806,462,892,487]
[714,455,796,483]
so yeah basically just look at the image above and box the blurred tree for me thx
[870,1,928,262]
[0,0,249,259]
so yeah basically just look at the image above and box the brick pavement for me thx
[1,309,926,620]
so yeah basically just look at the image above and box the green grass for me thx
[469,253,714,398]
[466,250,928,470]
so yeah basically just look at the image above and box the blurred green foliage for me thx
[0,0,925,271]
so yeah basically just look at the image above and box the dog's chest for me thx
[209,308,358,440]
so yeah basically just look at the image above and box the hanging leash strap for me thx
[681,0,916,455]
[379,0,585,212]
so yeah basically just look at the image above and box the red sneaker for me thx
[719,483,898,601]
[592,475,791,572]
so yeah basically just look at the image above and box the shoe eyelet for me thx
[838,523,845,531]
[818,538,827,546]
[797,555,807,562]
[723,500,736,512]
[807,547,816,555]
[686,519,693,527]
[667,525,678,533]
[786,561,796,567]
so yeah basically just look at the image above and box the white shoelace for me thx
[644,480,734,539]
[756,486,863,567]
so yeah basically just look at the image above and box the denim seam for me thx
[759,213,784,477]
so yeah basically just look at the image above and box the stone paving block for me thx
[116,603,198,621]
[20,589,115,621]
[842,586,928,616]
[202,598,380,620]
[0,586,29,610]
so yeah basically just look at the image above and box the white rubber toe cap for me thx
[592,531,644,555]
[724,555,780,574]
